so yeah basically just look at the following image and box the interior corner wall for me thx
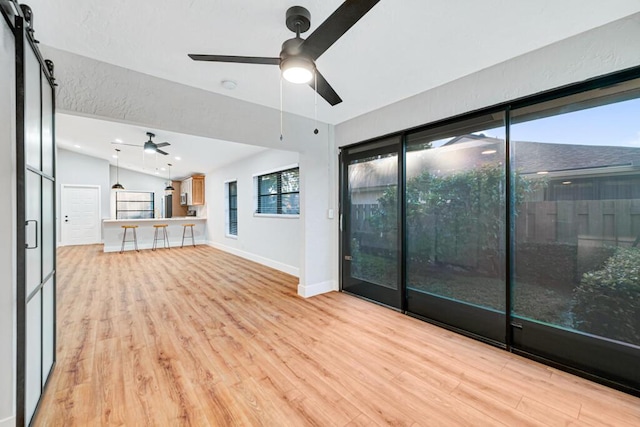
[0,13,16,425]
[205,148,301,276]
[297,122,339,297]
[335,13,640,146]
[56,148,110,243]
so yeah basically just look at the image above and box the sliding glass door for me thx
[404,113,507,343]
[16,12,57,426]
[339,69,640,394]
[341,137,402,309]
[510,78,640,389]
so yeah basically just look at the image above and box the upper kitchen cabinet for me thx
[182,175,205,206]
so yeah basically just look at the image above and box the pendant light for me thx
[111,148,124,190]
[165,163,175,191]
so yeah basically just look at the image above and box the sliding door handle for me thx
[25,219,38,249]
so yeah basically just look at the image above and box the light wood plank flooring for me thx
[35,244,640,426]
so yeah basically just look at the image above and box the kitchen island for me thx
[103,217,207,252]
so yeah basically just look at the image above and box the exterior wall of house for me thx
[335,13,640,147]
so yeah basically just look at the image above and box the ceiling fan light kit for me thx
[188,1,380,106]
[281,56,314,84]
[144,140,156,153]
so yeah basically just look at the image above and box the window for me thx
[511,89,640,346]
[227,181,238,236]
[256,167,299,215]
[115,191,154,219]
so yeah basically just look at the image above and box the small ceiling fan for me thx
[188,0,380,106]
[111,132,171,155]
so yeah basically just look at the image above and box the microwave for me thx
[180,193,187,205]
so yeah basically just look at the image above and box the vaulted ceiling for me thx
[23,0,640,175]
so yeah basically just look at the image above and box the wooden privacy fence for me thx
[516,199,640,244]
[353,200,640,244]
[351,203,379,231]
[351,199,640,279]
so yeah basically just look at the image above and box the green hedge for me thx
[573,247,640,345]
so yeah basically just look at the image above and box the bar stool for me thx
[152,224,170,251]
[120,225,139,253]
[181,223,196,248]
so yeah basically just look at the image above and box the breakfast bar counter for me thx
[103,217,207,252]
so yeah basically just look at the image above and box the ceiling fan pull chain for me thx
[314,70,319,134]
[280,76,284,141]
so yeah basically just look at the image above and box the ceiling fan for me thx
[188,0,380,106]
[111,132,171,155]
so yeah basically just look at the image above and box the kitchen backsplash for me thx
[190,205,206,217]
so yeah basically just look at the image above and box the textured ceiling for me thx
[22,1,640,178]
[56,114,268,180]
[27,0,640,124]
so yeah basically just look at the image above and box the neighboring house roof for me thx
[446,134,640,173]
[511,140,640,174]
[350,134,640,189]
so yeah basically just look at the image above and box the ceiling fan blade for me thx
[310,69,342,106]
[188,54,280,65]
[301,0,380,60]
[156,142,170,148]
[111,142,142,147]
[156,149,169,156]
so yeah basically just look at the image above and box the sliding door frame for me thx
[339,64,640,397]
[14,6,57,426]
[340,137,405,310]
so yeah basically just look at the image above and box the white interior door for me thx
[61,185,101,245]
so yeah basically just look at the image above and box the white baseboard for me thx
[297,280,336,298]
[0,415,14,427]
[207,241,299,277]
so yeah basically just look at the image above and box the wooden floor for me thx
[35,244,640,426]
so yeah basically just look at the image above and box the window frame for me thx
[226,180,238,237]
[115,190,155,219]
[254,166,300,217]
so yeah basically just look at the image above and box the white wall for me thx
[205,149,301,276]
[298,122,339,297]
[44,47,339,297]
[57,150,168,243]
[336,13,640,146]
[108,165,168,219]
[46,14,640,301]
[0,16,16,427]
[57,148,110,243]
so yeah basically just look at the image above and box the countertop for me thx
[103,217,206,223]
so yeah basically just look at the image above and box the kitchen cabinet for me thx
[181,177,191,205]
[182,175,205,206]
[171,181,187,216]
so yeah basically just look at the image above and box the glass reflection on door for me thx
[404,117,507,342]
[511,93,640,347]
[342,139,401,309]
[348,154,398,289]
